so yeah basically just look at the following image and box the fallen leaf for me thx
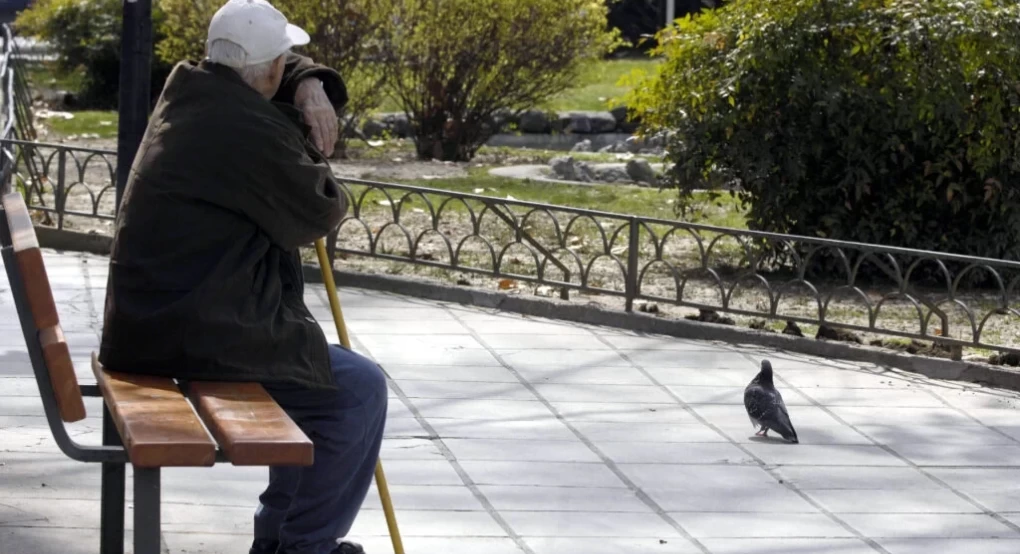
[498,279,517,290]
[535,285,554,297]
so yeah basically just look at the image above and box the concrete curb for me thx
[31,227,1020,391]
[301,263,1020,392]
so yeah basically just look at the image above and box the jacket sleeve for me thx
[274,52,349,111]
[234,119,348,250]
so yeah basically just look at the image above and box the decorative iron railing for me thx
[6,138,1020,356]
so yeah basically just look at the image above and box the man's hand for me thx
[295,78,338,157]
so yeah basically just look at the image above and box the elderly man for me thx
[98,1,387,553]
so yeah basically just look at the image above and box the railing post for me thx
[625,217,640,312]
[55,148,66,230]
[115,0,153,212]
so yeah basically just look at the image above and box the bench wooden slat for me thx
[189,381,313,466]
[3,191,86,423]
[92,354,217,468]
[39,325,87,422]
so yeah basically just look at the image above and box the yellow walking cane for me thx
[314,238,405,554]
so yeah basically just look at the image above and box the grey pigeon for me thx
[744,359,798,443]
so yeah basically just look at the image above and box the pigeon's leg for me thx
[755,427,767,437]
[761,428,770,437]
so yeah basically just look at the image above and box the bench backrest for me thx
[2,191,87,422]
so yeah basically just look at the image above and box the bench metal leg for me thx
[134,467,162,554]
[100,405,125,554]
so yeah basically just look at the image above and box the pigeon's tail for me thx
[772,410,798,444]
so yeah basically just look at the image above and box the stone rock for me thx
[549,156,595,182]
[782,321,804,337]
[816,325,862,344]
[685,309,735,325]
[382,113,412,138]
[598,141,629,153]
[362,119,388,139]
[559,111,618,134]
[594,167,629,182]
[519,109,551,133]
[626,158,658,186]
[492,108,518,131]
[571,139,593,152]
[611,105,640,133]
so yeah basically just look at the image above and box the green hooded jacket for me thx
[99,54,348,390]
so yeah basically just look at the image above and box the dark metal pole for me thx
[115,0,153,212]
[100,406,126,554]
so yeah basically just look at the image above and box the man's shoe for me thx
[249,539,279,554]
[334,540,365,554]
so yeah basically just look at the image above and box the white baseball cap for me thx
[206,0,310,67]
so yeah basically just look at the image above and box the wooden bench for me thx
[1,190,314,554]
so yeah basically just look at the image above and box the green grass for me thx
[25,61,84,93]
[376,58,660,113]
[360,167,746,229]
[541,58,660,112]
[42,110,119,138]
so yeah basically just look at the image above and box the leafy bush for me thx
[158,0,391,156]
[629,0,1020,259]
[16,0,172,108]
[377,0,621,162]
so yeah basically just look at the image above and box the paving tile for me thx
[672,512,853,538]
[427,417,579,441]
[552,402,694,424]
[890,443,1020,467]
[494,349,631,369]
[800,387,947,408]
[594,441,752,465]
[345,508,509,538]
[878,538,1020,554]
[443,438,601,463]
[596,334,730,351]
[620,464,778,491]
[365,346,500,366]
[806,488,981,514]
[525,536,697,554]
[478,485,652,513]
[646,484,819,514]
[830,406,975,427]
[570,421,727,444]
[532,383,675,404]
[671,385,813,406]
[642,367,752,387]
[476,333,612,350]
[381,364,516,382]
[926,468,1020,492]
[413,398,553,421]
[618,349,755,369]
[502,511,680,538]
[458,461,625,488]
[394,380,535,400]
[700,538,876,554]
[839,513,1019,539]
[513,365,655,386]
[743,443,908,467]
[775,466,941,490]
[853,423,1017,446]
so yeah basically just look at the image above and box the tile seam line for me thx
[594,334,891,554]
[736,351,1020,539]
[443,309,713,554]
[311,284,535,554]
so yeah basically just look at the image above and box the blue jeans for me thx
[255,344,388,554]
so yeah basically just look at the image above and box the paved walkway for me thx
[4,251,1020,554]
